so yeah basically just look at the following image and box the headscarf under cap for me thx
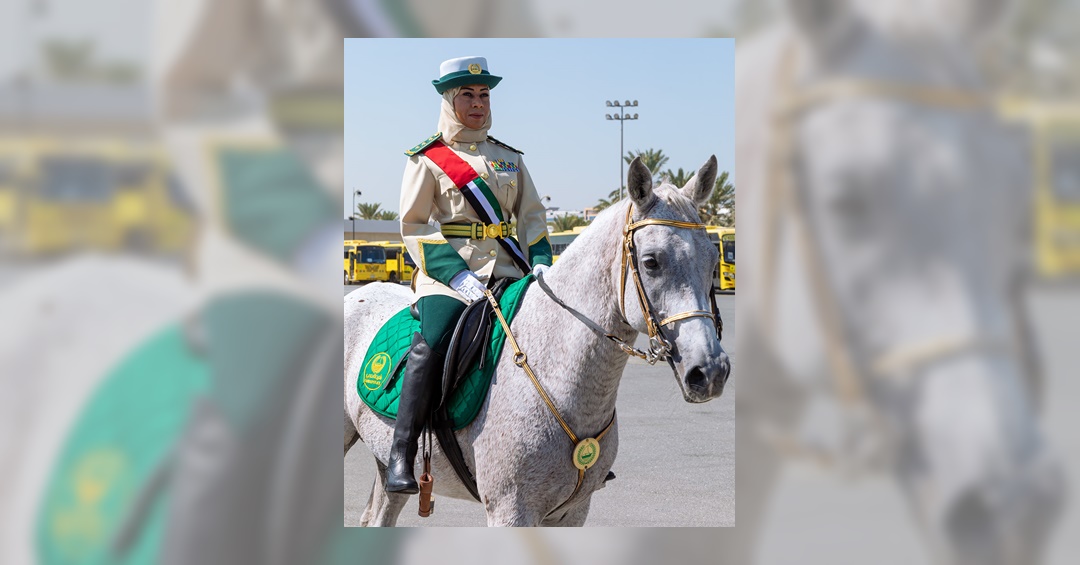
[437,86,491,144]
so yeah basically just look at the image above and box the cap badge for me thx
[468,63,482,75]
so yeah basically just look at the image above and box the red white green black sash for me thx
[421,140,532,274]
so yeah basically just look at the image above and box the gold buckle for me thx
[486,223,501,239]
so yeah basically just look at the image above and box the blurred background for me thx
[0,0,1078,564]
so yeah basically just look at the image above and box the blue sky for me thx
[344,38,735,216]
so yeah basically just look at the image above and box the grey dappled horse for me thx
[344,157,730,526]
[735,0,1064,563]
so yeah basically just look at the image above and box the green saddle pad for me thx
[36,323,210,565]
[356,275,534,430]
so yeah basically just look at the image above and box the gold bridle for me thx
[620,205,723,364]
[762,41,1009,406]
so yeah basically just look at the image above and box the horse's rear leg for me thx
[359,459,409,527]
[344,409,360,455]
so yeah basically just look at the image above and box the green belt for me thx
[441,221,515,240]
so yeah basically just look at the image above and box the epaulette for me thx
[486,136,524,155]
[405,132,443,156]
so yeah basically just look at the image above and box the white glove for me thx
[532,264,550,278]
[449,270,487,303]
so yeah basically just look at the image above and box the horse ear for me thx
[786,0,859,58]
[680,155,718,207]
[627,157,656,211]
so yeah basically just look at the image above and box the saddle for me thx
[409,277,518,502]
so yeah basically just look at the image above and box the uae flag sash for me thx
[421,140,532,274]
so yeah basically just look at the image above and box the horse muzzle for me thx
[681,350,730,403]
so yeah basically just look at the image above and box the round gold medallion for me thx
[573,438,601,470]
[468,63,482,75]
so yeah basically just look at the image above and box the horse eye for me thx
[642,256,659,270]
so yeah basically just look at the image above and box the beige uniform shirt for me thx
[400,136,551,303]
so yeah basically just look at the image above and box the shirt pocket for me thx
[437,174,466,217]
[493,171,518,211]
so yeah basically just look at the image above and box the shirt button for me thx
[489,250,497,257]
[469,144,477,151]
[480,172,489,179]
[510,180,517,187]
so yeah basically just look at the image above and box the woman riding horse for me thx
[389,56,552,493]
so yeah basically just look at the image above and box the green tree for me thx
[550,214,587,232]
[41,38,140,84]
[660,167,695,187]
[699,171,735,226]
[356,202,397,220]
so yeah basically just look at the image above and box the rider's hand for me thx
[532,264,550,278]
[450,270,487,303]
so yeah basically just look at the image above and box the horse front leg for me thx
[359,459,409,527]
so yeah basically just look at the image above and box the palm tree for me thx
[698,171,735,226]
[356,202,395,220]
[660,167,695,187]
[550,214,587,232]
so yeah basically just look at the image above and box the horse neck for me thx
[521,208,637,425]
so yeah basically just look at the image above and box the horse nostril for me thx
[686,366,708,393]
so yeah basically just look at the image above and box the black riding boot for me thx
[385,332,442,494]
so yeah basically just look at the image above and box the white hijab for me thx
[437,86,491,144]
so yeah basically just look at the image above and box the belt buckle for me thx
[486,223,501,239]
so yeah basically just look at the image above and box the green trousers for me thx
[415,295,467,353]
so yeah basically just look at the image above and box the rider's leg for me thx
[385,295,466,493]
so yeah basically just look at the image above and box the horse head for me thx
[737,0,1064,561]
[620,155,731,403]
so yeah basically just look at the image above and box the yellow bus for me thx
[0,139,31,254]
[707,226,735,291]
[999,100,1080,279]
[344,241,389,284]
[365,241,415,284]
[15,138,194,257]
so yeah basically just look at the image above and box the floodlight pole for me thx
[605,100,639,202]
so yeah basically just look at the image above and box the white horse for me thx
[344,156,730,526]
[734,0,1064,563]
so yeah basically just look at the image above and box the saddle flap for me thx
[441,278,518,406]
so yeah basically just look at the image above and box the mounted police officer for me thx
[388,56,553,493]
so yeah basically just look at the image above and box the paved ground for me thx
[344,286,736,527]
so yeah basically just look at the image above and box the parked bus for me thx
[365,241,415,284]
[344,241,389,284]
[1000,100,1080,279]
[10,138,194,257]
[707,226,735,291]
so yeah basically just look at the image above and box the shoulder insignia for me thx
[486,136,524,155]
[405,132,443,156]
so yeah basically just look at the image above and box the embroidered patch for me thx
[489,159,520,172]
